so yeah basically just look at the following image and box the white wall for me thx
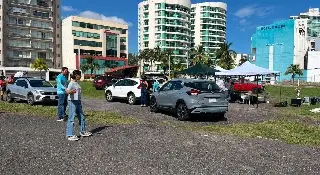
[306,51,320,82]
[293,19,308,68]
[62,17,76,70]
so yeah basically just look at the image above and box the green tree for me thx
[158,49,174,74]
[128,53,139,66]
[285,64,303,84]
[31,58,48,78]
[238,55,248,66]
[216,42,237,70]
[80,56,100,78]
[190,45,212,66]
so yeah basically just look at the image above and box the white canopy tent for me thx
[215,61,280,108]
[215,66,226,72]
[216,61,280,76]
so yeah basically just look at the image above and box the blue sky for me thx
[61,0,320,54]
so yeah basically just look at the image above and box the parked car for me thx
[150,79,229,121]
[93,75,119,90]
[105,78,142,105]
[232,79,264,93]
[6,77,58,105]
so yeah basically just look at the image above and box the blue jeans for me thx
[66,100,86,137]
[141,89,147,105]
[57,94,67,119]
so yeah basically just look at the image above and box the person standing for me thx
[56,67,68,121]
[140,77,148,107]
[153,79,160,92]
[0,76,6,101]
[66,70,92,141]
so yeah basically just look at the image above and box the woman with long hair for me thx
[65,70,92,141]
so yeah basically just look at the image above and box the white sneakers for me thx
[67,132,92,141]
[67,135,79,141]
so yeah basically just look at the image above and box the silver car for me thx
[150,79,229,121]
[6,77,58,105]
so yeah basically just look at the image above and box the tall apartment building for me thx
[290,8,320,38]
[191,2,227,58]
[0,0,62,69]
[138,0,191,61]
[62,16,128,75]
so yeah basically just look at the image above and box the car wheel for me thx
[127,93,136,105]
[176,102,190,121]
[6,91,13,103]
[217,112,227,121]
[27,94,35,105]
[105,91,113,102]
[150,97,158,112]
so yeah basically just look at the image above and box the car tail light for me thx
[187,89,201,96]
[97,80,102,83]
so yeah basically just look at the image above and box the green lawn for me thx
[79,81,105,99]
[0,102,137,125]
[198,119,320,146]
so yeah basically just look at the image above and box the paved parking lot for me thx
[1,99,320,174]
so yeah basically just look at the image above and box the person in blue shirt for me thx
[56,67,69,121]
[153,80,160,92]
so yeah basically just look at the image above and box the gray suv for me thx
[150,79,229,121]
[6,77,57,105]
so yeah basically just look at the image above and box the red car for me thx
[232,79,264,93]
[93,75,120,90]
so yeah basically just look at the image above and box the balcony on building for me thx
[9,0,51,11]
[8,6,53,22]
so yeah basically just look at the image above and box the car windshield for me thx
[184,81,221,92]
[29,80,53,87]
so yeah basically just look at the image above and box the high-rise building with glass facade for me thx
[191,2,227,58]
[0,0,62,68]
[138,0,191,62]
[290,8,320,38]
[62,16,128,75]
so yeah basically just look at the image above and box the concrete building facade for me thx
[138,0,191,61]
[191,2,227,58]
[0,0,62,75]
[251,19,308,81]
[290,8,320,38]
[62,16,128,75]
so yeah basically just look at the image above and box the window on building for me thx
[72,21,80,27]
[57,34,59,38]
[57,54,60,57]
[79,22,86,28]
[121,29,127,34]
[120,45,126,50]
[57,44,60,47]
[120,37,126,42]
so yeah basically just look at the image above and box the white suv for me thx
[105,78,142,105]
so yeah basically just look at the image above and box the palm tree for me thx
[138,49,152,73]
[31,58,48,78]
[80,56,100,78]
[190,45,212,66]
[216,42,237,70]
[158,49,174,75]
[285,64,303,84]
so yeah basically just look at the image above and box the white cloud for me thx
[234,5,275,18]
[62,5,77,12]
[78,11,132,26]
[233,5,275,31]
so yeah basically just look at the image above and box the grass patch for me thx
[265,85,319,102]
[280,104,320,120]
[198,119,320,146]
[50,81,105,99]
[0,102,137,125]
[79,81,105,99]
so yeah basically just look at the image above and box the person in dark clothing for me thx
[140,77,148,107]
[224,78,232,99]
